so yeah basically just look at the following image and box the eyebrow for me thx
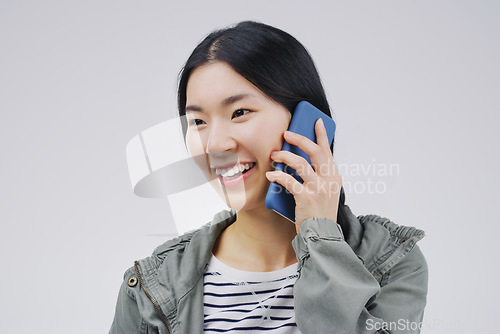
[185,93,254,113]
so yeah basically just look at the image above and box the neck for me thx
[212,203,298,272]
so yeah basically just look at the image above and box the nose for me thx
[206,122,237,156]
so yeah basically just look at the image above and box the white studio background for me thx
[1,1,498,333]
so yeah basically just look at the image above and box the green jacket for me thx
[109,205,428,334]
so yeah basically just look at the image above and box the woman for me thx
[110,21,428,334]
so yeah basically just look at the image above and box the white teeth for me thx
[215,163,255,178]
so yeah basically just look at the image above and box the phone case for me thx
[265,101,336,222]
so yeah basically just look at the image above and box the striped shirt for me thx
[203,254,301,333]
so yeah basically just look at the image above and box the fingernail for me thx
[318,118,324,126]
[284,131,293,137]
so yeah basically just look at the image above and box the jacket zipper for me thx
[134,261,173,334]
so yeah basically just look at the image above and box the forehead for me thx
[186,62,265,106]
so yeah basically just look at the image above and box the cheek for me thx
[186,131,210,174]
[242,117,289,157]
[185,131,205,157]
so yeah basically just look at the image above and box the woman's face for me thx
[185,61,291,212]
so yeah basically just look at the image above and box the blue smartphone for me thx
[265,101,336,223]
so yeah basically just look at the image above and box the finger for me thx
[315,118,331,151]
[266,170,302,197]
[284,130,331,174]
[271,150,316,183]
[283,130,318,159]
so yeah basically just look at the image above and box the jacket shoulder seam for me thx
[357,214,425,241]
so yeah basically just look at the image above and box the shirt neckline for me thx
[206,253,298,283]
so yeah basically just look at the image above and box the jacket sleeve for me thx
[109,269,147,334]
[292,218,428,334]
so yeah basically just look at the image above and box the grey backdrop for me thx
[1,1,498,333]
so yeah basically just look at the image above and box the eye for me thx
[231,108,251,119]
[188,118,206,127]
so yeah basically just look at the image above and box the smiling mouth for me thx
[214,162,256,180]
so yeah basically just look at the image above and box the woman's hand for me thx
[266,118,342,233]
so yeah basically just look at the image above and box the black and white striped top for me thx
[203,255,301,333]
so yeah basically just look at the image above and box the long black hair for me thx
[177,20,350,239]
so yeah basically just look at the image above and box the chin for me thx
[227,191,268,213]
